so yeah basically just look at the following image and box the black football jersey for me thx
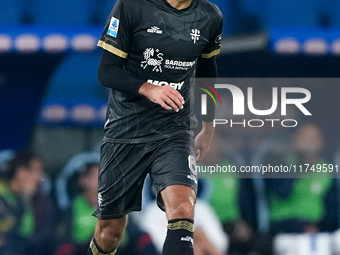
[98,0,223,143]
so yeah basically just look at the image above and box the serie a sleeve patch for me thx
[107,17,120,38]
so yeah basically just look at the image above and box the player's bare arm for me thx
[195,55,218,162]
[195,121,215,162]
[138,82,185,112]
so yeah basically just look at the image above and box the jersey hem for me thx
[92,207,142,219]
[97,40,128,59]
[103,131,191,144]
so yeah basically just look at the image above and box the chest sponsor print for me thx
[140,48,164,73]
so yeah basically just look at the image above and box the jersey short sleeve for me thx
[201,4,223,59]
[97,0,136,59]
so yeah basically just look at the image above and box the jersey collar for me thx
[161,0,198,14]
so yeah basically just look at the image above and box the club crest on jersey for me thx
[190,29,200,44]
[107,17,119,38]
[140,48,164,73]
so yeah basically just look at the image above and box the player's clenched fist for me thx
[138,82,185,112]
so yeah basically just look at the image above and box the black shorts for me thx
[93,135,198,219]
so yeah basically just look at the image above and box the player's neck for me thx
[167,0,192,10]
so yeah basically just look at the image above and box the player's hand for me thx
[195,121,215,162]
[138,83,185,112]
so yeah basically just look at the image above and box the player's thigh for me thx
[150,136,198,211]
[94,142,149,219]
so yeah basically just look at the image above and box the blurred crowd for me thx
[0,122,339,255]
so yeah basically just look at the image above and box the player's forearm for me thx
[196,56,218,78]
[98,64,144,95]
[98,50,145,95]
[196,56,217,122]
[201,121,215,136]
